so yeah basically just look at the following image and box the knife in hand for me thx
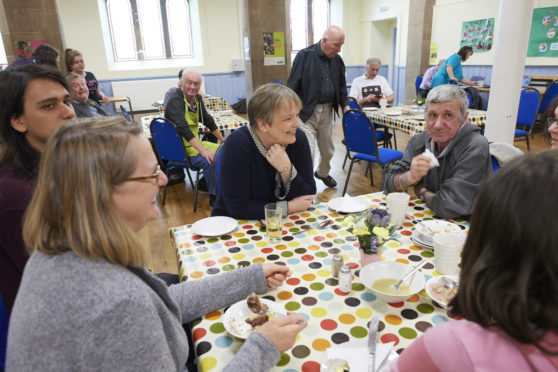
[368,316,379,372]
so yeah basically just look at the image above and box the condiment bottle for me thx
[332,254,344,278]
[338,265,352,293]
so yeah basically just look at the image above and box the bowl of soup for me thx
[360,261,425,303]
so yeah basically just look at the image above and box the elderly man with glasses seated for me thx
[165,70,225,206]
[381,84,491,219]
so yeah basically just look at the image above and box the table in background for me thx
[140,111,248,137]
[366,106,487,137]
[170,192,469,371]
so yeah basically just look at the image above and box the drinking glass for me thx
[264,203,282,243]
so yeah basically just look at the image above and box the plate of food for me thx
[222,294,286,339]
[191,216,238,236]
[425,275,459,308]
[385,110,402,116]
[414,220,465,246]
[362,107,378,112]
[409,115,425,121]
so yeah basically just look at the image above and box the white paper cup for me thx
[433,233,464,275]
[379,98,387,110]
[478,80,484,88]
[386,192,410,226]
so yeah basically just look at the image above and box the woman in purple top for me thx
[0,65,75,312]
[64,48,110,105]
[392,151,558,371]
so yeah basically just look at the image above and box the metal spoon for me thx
[441,276,457,290]
[391,261,427,293]
[293,219,332,236]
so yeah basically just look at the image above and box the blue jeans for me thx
[189,154,216,195]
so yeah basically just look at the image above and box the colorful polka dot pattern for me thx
[170,192,469,371]
[366,108,487,137]
[202,110,248,132]
[204,97,230,111]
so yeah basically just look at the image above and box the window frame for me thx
[290,0,330,54]
[97,0,203,71]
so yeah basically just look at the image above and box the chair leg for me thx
[343,150,348,169]
[193,172,199,212]
[392,129,398,150]
[342,160,355,196]
[526,136,530,152]
[184,168,195,190]
[369,163,374,186]
[365,163,369,177]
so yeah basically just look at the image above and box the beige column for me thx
[484,0,534,144]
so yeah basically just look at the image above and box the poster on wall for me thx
[15,40,45,58]
[263,32,285,66]
[527,6,558,57]
[460,18,494,52]
[430,42,439,64]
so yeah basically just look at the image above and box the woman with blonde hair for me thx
[64,48,110,105]
[7,117,306,371]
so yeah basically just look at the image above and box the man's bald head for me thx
[321,25,345,58]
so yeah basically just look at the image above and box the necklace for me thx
[186,98,197,112]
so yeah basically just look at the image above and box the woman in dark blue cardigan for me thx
[212,84,316,220]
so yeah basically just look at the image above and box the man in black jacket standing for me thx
[287,25,349,188]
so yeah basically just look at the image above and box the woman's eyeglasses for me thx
[127,165,161,181]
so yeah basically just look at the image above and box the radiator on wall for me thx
[110,78,178,112]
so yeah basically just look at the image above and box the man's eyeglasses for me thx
[127,165,161,181]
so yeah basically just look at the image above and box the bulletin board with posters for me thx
[460,18,494,52]
[527,6,558,57]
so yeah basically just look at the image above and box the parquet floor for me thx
[137,112,550,274]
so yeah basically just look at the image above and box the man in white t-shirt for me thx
[349,57,395,108]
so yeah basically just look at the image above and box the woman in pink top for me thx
[392,151,558,371]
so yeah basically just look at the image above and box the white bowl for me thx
[360,261,425,303]
[415,220,463,245]
[425,275,459,308]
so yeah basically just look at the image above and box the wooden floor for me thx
[138,113,550,274]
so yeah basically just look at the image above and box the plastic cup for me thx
[264,203,282,243]
[433,233,464,275]
[478,80,484,88]
[380,98,387,110]
[386,192,410,226]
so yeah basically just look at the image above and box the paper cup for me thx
[386,192,410,226]
[433,233,464,275]
[379,98,387,110]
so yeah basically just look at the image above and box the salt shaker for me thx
[332,254,344,278]
[338,265,352,292]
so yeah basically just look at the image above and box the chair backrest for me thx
[516,89,541,127]
[347,96,361,110]
[342,109,381,160]
[465,90,473,108]
[0,293,9,371]
[415,75,423,94]
[490,155,500,173]
[470,76,485,82]
[539,80,558,113]
[149,118,190,166]
[119,104,132,122]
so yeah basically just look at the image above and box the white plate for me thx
[411,231,433,250]
[385,110,402,116]
[415,220,465,245]
[409,115,425,121]
[321,349,399,372]
[328,196,369,213]
[363,107,378,112]
[191,216,238,236]
[425,275,459,308]
[222,298,286,339]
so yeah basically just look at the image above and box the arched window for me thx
[105,0,193,61]
[290,0,330,53]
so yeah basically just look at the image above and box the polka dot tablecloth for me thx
[366,107,487,136]
[203,110,248,132]
[170,192,469,371]
[204,96,230,111]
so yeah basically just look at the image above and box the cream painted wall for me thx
[57,0,243,79]
[432,0,558,66]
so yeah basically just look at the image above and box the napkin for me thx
[423,149,439,169]
[338,194,367,212]
[324,341,395,371]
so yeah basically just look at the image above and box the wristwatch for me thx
[419,189,428,201]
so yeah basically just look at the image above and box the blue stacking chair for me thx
[0,293,9,371]
[150,118,203,212]
[538,80,558,115]
[342,109,403,195]
[119,104,133,123]
[514,89,541,152]
[415,75,423,95]
[347,96,360,110]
